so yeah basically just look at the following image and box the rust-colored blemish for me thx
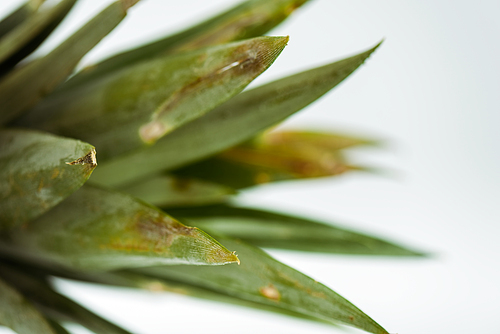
[135,212,195,251]
[278,272,326,299]
[66,148,97,168]
[51,168,60,179]
[349,316,355,322]
[259,284,280,301]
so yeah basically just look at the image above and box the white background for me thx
[1,1,499,333]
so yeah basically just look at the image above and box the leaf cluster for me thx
[0,1,421,333]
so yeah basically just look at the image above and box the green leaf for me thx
[0,0,138,125]
[118,175,235,208]
[168,204,424,256]
[173,146,351,189]
[0,276,56,334]
[61,0,308,90]
[15,36,289,160]
[249,129,379,151]
[4,185,239,271]
[90,43,382,187]
[174,130,379,188]
[114,270,337,325]
[0,129,97,231]
[0,0,74,75]
[136,238,389,334]
[0,263,132,334]
[0,0,45,39]
[46,320,71,334]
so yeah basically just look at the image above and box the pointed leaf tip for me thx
[65,147,97,168]
[6,186,239,270]
[138,35,290,144]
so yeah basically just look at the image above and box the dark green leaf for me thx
[0,0,75,75]
[15,36,289,160]
[0,0,45,39]
[0,276,56,334]
[115,270,336,325]
[90,43,381,187]
[0,129,97,231]
[136,238,389,334]
[0,0,138,124]
[5,185,239,271]
[119,175,235,208]
[46,320,71,334]
[62,0,308,90]
[0,263,132,334]
[168,204,424,256]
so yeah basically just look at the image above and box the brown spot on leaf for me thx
[260,284,280,301]
[51,168,60,179]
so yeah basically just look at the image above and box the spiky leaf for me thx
[168,204,423,256]
[4,185,239,271]
[91,43,381,187]
[0,263,132,334]
[0,129,96,230]
[0,0,74,75]
[0,0,139,124]
[137,238,389,334]
[62,0,308,90]
[0,276,56,334]
[0,0,45,38]
[15,36,289,160]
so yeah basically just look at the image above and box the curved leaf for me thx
[5,185,239,271]
[62,0,308,90]
[15,36,289,160]
[0,0,45,39]
[0,263,132,334]
[0,276,56,334]
[0,129,97,230]
[91,43,381,187]
[119,175,235,207]
[168,204,424,256]
[0,0,139,124]
[137,238,389,334]
[0,0,74,74]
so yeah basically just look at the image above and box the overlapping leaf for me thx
[0,129,97,230]
[0,0,139,124]
[119,175,235,208]
[91,43,381,187]
[136,238,389,334]
[5,185,239,271]
[15,36,289,160]
[0,0,45,38]
[0,275,56,334]
[62,0,308,90]
[173,130,377,188]
[168,204,423,256]
[0,263,131,334]
[0,0,73,76]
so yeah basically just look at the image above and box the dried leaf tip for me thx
[233,251,241,265]
[121,0,141,11]
[66,148,97,167]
